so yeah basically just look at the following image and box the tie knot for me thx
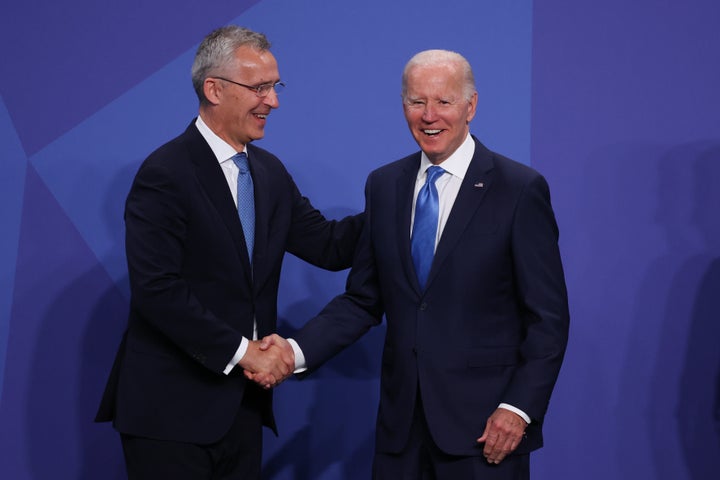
[231,152,249,174]
[425,165,445,185]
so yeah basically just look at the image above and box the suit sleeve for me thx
[293,175,383,370]
[284,175,364,271]
[502,174,569,422]
[125,161,243,373]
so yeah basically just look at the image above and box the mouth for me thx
[422,129,442,136]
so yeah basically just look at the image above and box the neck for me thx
[198,108,247,152]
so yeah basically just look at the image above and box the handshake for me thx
[238,334,295,389]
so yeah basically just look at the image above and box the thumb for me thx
[258,337,274,350]
[477,426,489,443]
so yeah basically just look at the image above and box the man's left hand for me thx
[243,334,295,389]
[476,408,528,464]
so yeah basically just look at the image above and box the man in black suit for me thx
[255,49,569,479]
[95,25,361,479]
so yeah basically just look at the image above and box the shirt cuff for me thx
[223,337,249,375]
[287,338,307,373]
[498,403,531,424]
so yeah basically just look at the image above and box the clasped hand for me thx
[476,408,528,464]
[239,334,294,389]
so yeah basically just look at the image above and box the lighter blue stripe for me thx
[0,96,28,405]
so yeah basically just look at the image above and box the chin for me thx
[420,144,445,157]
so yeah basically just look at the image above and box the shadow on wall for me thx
[25,164,133,479]
[621,141,720,480]
[23,252,129,478]
[568,140,720,480]
[674,144,720,479]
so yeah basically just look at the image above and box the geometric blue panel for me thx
[0,164,129,478]
[0,0,261,156]
[0,96,27,404]
[30,50,199,296]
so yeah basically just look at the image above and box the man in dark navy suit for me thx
[255,49,569,479]
[95,25,361,479]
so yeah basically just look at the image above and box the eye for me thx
[256,83,273,95]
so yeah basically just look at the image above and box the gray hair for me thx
[401,49,476,102]
[191,26,271,103]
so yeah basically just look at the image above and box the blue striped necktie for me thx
[411,165,445,288]
[231,152,255,262]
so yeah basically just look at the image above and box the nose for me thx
[264,87,280,108]
[421,104,437,122]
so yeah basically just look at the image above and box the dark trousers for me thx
[373,393,530,480]
[121,386,264,480]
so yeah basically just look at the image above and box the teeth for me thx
[256,114,267,119]
[423,129,441,135]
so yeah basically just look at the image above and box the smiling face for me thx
[402,62,477,164]
[201,45,280,151]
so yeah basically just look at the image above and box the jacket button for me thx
[419,302,427,311]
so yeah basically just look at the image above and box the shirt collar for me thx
[195,115,247,164]
[417,133,475,181]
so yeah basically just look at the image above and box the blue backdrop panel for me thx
[0,0,261,156]
[31,51,199,293]
[0,165,127,478]
[0,1,532,479]
[5,0,719,479]
[532,1,720,479]
[0,98,27,403]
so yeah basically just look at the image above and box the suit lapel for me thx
[186,124,253,284]
[395,155,424,292]
[425,137,494,289]
[245,145,271,293]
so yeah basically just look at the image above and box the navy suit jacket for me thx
[294,136,569,456]
[96,121,361,444]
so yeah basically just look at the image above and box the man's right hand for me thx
[238,335,294,389]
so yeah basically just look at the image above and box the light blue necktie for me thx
[411,165,445,288]
[231,152,255,262]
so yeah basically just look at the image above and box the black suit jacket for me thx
[96,121,361,444]
[294,137,569,456]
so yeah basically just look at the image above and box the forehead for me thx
[405,63,463,95]
[229,45,279,78]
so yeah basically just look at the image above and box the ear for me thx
[203,77,222,106]
[466,91,478,124]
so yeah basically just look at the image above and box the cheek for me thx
[405,109,423,124]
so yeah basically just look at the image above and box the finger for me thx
[482,432,498,458]
[271,350,292,376]
[262,374,277,389]
[252,371,277,388]
[492,436,515,464]
[508,431,523,452]
[477,421,490,444]
[270,362,289,381]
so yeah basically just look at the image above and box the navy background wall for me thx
[1,0,718,478]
